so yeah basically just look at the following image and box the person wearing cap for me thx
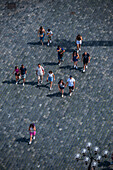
[65,75,75,96]
[20,64,27,86]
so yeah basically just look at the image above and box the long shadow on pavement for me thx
[98,161,112,170]
[59,65,83,72]
[47,92,69,98]
[15,137,29,143]
[43,62,58,66]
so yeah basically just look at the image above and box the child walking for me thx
[47,71,55,90]
[29,124,36,145]
[47,29,53,46]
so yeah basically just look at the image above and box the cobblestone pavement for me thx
[0,0,113,169]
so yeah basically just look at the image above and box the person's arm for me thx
[77,54,79,59]
[88,56,90,63]
[73,81,75,89]
[36,70,38,75]
[53,74,55,81]
[34,126,36,131]
[42,67,44,75]
[65,82,68,87]
[80,36,83,40]
[43,29,46,34]
[71,54,73,62]
[25,69,27,74]
[47,75,48,81]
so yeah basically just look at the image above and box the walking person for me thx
[20,64,27,86]
[76,34,83,53]
[71,50,79,69]
[65,75,75,96]
[38,26,45,45]
[47,29,53,46]
[58,79,65,98]
[57,46,65,65]
[82,52,90,72]
[29,123,36,145]
[13,66,20,85]
[47,71,55,90]
[36,64,44,85]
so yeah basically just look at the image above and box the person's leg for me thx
[40,75,43,83]
[58,55,61,65]
[50,81,53,89]
[75,61,78,69]
[77,44,79,52]
[74,61,76,68]
[38,76,40,84]
[61,89,64,97]
[29,134,32,144]
[86,62,88,69]
[15,76,18,84]
[33,131,36,140]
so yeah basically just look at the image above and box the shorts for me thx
[15,73,20,76]
[48,77,53,82]
[60,86,64,89]
[48,36,51,40]
[69,86,74,89]
[40,36,44,42]
[73,57,78,62]
[83,58,88,64]
[38,75,43,80]
[76,40,82,44]
[21,74,26,79]
[30,131,36,136]
[58,54,63,60]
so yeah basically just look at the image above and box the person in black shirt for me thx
[58,79,65,97]
[82,52,90,72]
[20,64,27,86]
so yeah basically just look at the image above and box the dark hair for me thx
[49,70,52,74]
[15,66,18,69]
[29,124,34,128]
[77,34,81,40]
[38,64,41,66]
[40,26,42,30]
[48,29,50,32]
[73,50,77,57]
[57,45,60,49]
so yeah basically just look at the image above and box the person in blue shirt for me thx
[57,46,65,65]
[20,64,27,86]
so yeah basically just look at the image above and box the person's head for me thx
[60,79,63,83]
[58,46,61,50]
[73,50,77,56]
[21,64,24,68]
[84,52,87,55]
[49,70,53,74]
[70,75,72,79]
[29,124,34,128]
[38,64,41,68]
[15,66,18,70]
[40,26,43,30]
[48,29,50,32]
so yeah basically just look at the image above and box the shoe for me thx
[58,62,61,66]
[23,83,25,86]
[62,94,64,98]
[29,141,32,145]
[77,50,79,53]
[74,65,76,68]
[16,82,18,85]
[50,40,52,43]
[79,48,81,51]
[50,87,52,91]
[40,81,42,84]
[47,43,49,46]
[72,89,74,92]
[86,65,88,69]
[76,66,78,69]
[83,69,85,73]
[70,92,72,96]
[33,136,35,140]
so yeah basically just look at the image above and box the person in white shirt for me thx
[46,70,55,90]
[47,29,53,46]
[65,75,75,96]
[36,64,44,85]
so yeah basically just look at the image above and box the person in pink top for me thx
[29,124,36,145]
[13,66,20,84]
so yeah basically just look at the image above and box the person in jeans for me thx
[57,46,65,65]
[82,52,90,72]
[47,70,55,90]
[36,64,44,85]
[38,26,45,45]
[29,124,36,145]
[58,79,65,98]
[65,75,75,96]
[20,64,27,86]
[76,34,83,53]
